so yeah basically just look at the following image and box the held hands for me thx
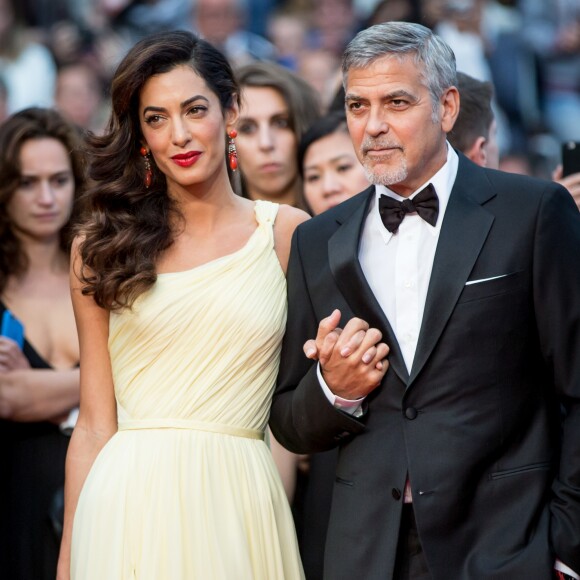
[303,309,389,400]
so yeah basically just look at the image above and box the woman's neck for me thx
[247,179,300,207]
[19,237,68,277]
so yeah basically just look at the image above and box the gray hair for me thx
[342,22,456,120]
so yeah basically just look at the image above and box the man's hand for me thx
[304,310,389,400]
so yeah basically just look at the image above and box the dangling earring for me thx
[140,145,153,188]
[227,129,238,171]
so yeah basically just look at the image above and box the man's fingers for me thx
[315,309,342,345]
[362,340,390,366]
[336,318,370,356]
[339,329,366,357]
[319,330,340,366]
[373,342,390,370]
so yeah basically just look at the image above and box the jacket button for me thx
[392,488,401,500]
[405,407,418,420]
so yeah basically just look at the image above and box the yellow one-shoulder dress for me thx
[70,201,304,579]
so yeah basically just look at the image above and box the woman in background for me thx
[299,110,369,215]
[235,61,321,208]
[0,0,57,113]
[0,107,84,580]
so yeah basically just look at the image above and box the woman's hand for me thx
[0,336,30,372]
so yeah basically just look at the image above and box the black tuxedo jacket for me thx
[270,154,580,579]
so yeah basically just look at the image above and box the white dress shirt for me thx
[319,144,458,407]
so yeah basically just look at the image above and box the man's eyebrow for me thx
[384,89,417,100]
[345,89,417,102]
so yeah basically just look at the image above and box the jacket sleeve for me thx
[269,225,365,454]
[534,183,580,572]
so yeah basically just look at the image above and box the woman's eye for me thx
[145,115,163,125]
[53,175,72,187]
[337,164,353,173]
[305,174,319,183]
[273,117,290,129]
[19,178,34,188]
[187,106,207,116]
[237,123,255,135]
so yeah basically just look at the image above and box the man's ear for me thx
[465,136,488,168]
[440,86,460,133]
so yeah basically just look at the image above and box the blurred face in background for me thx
[0,0,14,39]
[236,86,299,204]
[303,129,369,215]
[7,137,75,243]
[56,64,103,131]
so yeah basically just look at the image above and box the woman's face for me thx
[236,86,299,203]
[303,130,369,215]
[7,137,75,243]
[139,64,237,195]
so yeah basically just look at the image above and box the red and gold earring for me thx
[228,129,238,171]
[140,145,152,188]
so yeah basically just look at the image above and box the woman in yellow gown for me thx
[56,30,307,580]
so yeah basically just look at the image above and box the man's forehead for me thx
[344,55,426,95]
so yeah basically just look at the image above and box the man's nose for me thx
[366,107,389,137]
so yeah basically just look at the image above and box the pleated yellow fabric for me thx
[70,201,304,579]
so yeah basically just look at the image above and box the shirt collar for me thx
[371,143,459,243]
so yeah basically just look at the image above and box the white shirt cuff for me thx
[317,363,365,416]
[555,559,580,579]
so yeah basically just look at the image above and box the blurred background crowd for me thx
[0,1,579,579]
[0,0,579,178]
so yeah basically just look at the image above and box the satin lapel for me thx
[328,189,409,384]
[409,160,495,385]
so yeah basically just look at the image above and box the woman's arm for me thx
[0,367,79,422]
[273,204,310,274]
[57,239,118,580]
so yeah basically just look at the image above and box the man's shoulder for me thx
[457,155,562,206]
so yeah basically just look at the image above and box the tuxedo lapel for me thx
[328,188,409,384]
[409,158,496,385]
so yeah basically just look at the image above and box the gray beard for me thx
[362,155,408,186]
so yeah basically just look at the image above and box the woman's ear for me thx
[226,95,240,133]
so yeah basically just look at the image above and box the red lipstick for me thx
[171,151,202,167]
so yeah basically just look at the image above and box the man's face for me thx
[345,55,458,197]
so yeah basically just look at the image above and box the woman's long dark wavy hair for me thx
[0,107,86,294]
[78,30,239,310]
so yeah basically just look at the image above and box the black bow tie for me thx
[378,184,439,233]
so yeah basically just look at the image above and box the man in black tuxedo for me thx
[269,22,580,580]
